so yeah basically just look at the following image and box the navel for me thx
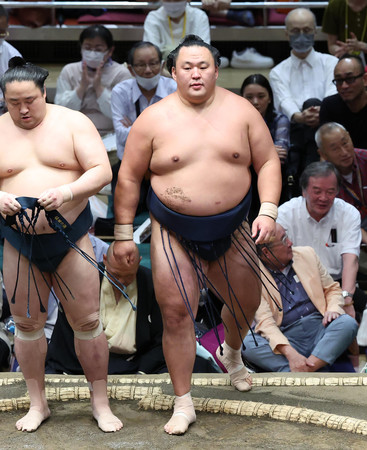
[172,156,180,163]
[233,152,240,159]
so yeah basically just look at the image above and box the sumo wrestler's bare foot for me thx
[164,392,196,435]
[216,343,252,392]
[93,408,123,433]
[16,405,51,432]
[91,380,123,432]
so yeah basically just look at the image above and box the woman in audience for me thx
[240,73,290,212]
[55,24,131,136]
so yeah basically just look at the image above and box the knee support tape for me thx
[13,314,45,341]
[73,320,103,340]
[14,326,45,341]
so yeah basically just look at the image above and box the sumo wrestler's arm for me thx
[247,104,282,244]
[112,109,153,271]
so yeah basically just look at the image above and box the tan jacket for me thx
[255,246,345,354]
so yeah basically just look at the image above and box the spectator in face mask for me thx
[54,24,131,137]
[111,41,177,161]
[269,8,338,196]
[143,0,210,60]
[0,5,22,115]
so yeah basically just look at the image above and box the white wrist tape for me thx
[258,202,278,221]
[114,223,134,241]
[59,185,74,203]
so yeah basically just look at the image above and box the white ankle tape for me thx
[15,326,44,341]
[74,320,103,340]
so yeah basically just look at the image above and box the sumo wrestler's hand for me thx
[38,185,73,211]
[251,215,276,245]
[110,240,140,274]
[0,192,21,216]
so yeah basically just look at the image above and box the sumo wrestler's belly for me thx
[150,167,251,216]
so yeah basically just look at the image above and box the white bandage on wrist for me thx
[59,185,74,203]
[114,223,134,241]
[258,202,278,221]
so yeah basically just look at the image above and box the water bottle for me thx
[4,317,15,335]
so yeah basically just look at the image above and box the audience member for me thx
[143,0,210,59]
[242,223,358,372]
[46,242,166,375]
[319,55,367,149]
[315,122,367,241]
[269,8,338,191]
[0,6,21,114]
[111,41,177,161]
[240,73,290,210]
[202,0,255,27]
[277,161,367,320]
[322,0,367,61]
[55,24,131,136]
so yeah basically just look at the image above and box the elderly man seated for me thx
[242,223,358,372]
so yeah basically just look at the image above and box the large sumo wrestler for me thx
[111,36,282,435]
[0,58,122,433]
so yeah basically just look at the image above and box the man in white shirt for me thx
[0,6,21,113]
[111,41,177,160]
[269,8,338,193]
[143,0,210,59]
[277,161,367,320]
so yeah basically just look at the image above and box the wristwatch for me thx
[342,290,353,299]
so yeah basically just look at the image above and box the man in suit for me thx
[242,223,358,372]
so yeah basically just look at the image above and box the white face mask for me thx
[134,72,161,91]
[81,49,108,69]
[162,1,187,19]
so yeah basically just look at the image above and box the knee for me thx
[162,306,193,332]
[13,314,46,341]
[68,312,103,340]
[332,314,358,339]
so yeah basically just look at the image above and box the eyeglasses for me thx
[133,61,161,72]
[332,73,364,87]
[0,30,9,39]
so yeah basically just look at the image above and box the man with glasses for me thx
[111,41,177,161]
[269,8,338,194]
[320,55,367,149]
[242,223,358,372]
[0,6,21,114]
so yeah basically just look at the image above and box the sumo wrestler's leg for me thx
[150,217,200,435]
[208,223,261,391]
[53,234,122,433]
[2,241,51,432]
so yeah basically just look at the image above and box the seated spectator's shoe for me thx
[220,56,229,68]
[226,10,255,27]
[230,48,274,69]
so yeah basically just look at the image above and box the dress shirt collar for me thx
[290,47,316,69]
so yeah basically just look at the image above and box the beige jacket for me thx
[255,246,345,354]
